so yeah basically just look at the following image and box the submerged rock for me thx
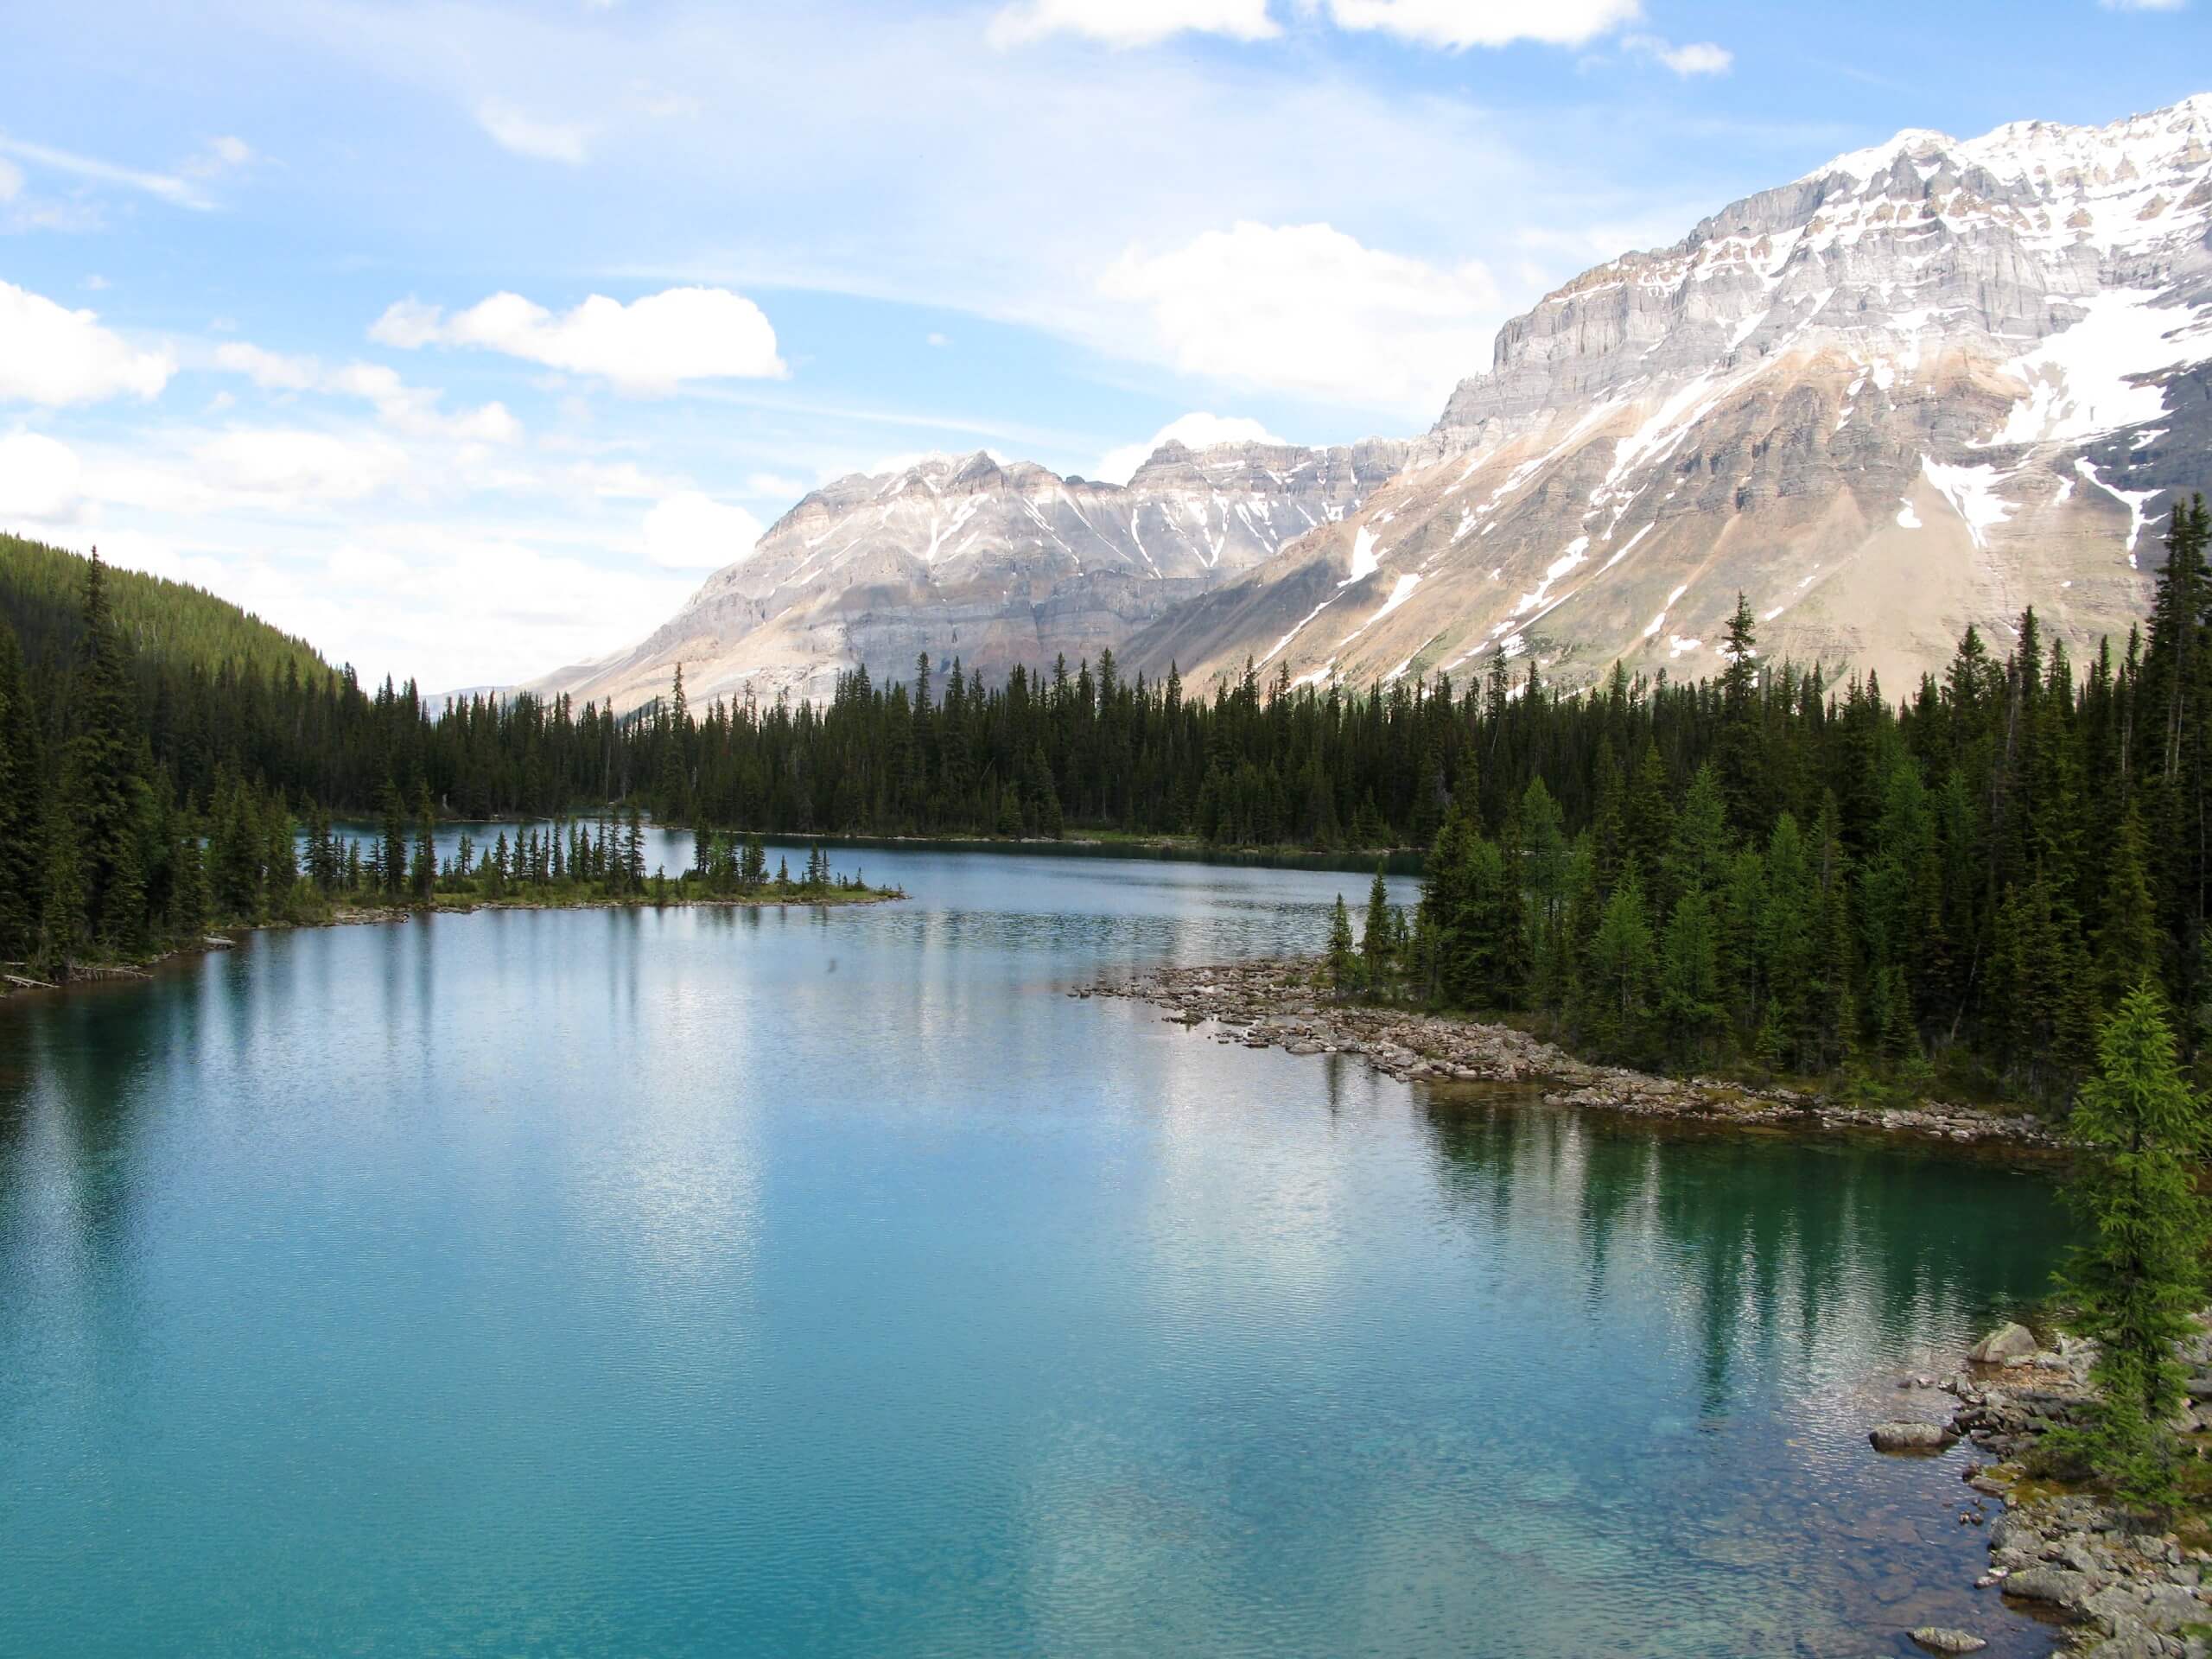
[1910,1628,1988,1655]
[1870,1421,1956,1454]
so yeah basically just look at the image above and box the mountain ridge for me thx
[1134,92,2212,696]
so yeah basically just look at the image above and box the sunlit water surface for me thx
[0,844,2068,1656]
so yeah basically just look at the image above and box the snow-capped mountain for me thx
[534,439,1404,710]
[1133,95,2212,696]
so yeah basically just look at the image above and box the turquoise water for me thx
[0,849,2068,1657]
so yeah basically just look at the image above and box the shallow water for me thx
[0,847,2066,1656]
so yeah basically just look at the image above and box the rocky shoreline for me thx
[1084,955,2060,1150]
[1868,1319,2212,1657]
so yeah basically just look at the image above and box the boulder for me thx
[1871,1421,1956,1453]
[2004,1566,2092,1610]
[1910,1628,1989,1654]
[1969,1322,2039,1364]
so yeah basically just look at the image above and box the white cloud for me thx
[0,158,20,202]
[181,134,255,178]
[926,331,950,346]
[0,280,174,405]
[1094,412,1285,484]
[1622,34,1732,74]
[375,288,787,392]
[1099,221,1497,414]
[193,429,408,505]
[2098,0,2185,10]
[642,491,765,569]
[212,340,519,441]
[475,99,592,163]
[1322,0,1641,48]
[365,298,442,350]
[213,340,319,391]
[0,431,86,522]
[0,137,211,209]
[988,0,1279,47]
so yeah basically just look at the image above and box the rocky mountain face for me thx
[1131,95,2212,697]
[533,439,1404,711]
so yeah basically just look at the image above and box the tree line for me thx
[13,503,2212,1113]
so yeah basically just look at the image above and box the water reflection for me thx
[0,849,2065,1659]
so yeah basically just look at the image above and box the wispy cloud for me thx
[0,136,212,208]
[474,99,593,163]
[1622,34,1733,76]
[988,0,1278,47]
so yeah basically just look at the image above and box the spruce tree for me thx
[57,552,148,950]
[0,620,46,958]
[2056,985,2209,1510]
[1326,893,1357,995]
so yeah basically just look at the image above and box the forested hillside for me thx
[1,533,327,685]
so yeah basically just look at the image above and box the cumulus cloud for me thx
[1321,0,1642,48]
[372,287,786,392]
[1622,34,1732,74]
[988,0,1279,47]
[475,99,593,163]
[1099,221,1497,414]
[0,431,86,522]
[1094,412,1285,484]
[642,491,765,569]
[0,280,174,405]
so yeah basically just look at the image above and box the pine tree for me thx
[0,620,47,958]
[411,787,436,905]
[2094,810,2162,1014]
[378,779,407,897]
[1326,893,1357,995]
[2056,985,2209,1510]
[1583,869,1656,1063]
[624,805,646,893]
[56,552,148,950]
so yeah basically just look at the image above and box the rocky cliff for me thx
[1130,95,2212,696]
[533,439,1404,711]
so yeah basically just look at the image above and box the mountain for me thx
[1129,95,2212,696]
[533,438,1405,711]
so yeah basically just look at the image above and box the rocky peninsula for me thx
[1084,954,2059,1151]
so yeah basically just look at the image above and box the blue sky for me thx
[0,0,2203,690]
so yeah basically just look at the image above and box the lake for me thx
[0,844,2069,1657]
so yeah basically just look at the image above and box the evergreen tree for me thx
[56,553,147,950]
[1362,861,1393,987]
[411,787,436,905]
[378,779,407,897]
[0,620,46,958]
[2056,986,2209,1510]
[1326,893,1357,995]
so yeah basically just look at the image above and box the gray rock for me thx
[2005,1566,2092,1609]
[2141,1584,2208,1633]
[1911,1629,1988,1655]
[1969,1323,2039,1364]
[1870,1421,1956,1453]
